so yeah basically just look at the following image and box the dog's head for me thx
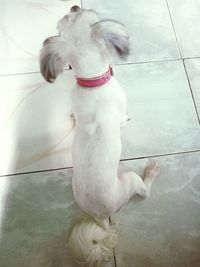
[40,6,130,82]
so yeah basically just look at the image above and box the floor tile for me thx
[0,169,114,267]
[167,0,200,58]
[1,61,200,176]
[184,58,200,121]
[113,152,200,267]
[82,0,180,63]
[0,0,81,75]
[0,71,75,176]
[115,61,200,159]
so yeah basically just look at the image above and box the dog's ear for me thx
[40,36,67,83]
[91,19,130,59]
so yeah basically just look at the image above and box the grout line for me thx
[120,149,200,162]
[165,0,183,59]
[0,166,73,178]
[0,71,42,78]
[109,216,117,267]
[1,149,200,178]
[114,252,117,267]
[1,57,200,78]
[182,59,200,125]
[184,56,200,61]
[115,58,182,67]
[0,59,182,78]
[0,67,70,78]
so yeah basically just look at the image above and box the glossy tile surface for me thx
[167,0,200,58]
[116,61,200,158]
[82,0,180,62]
[1,61,200,176]
[0,169,114,267]
[0,71,75,176]
[114,152,200,267]
[185,58,200,119]
[0,0,81,75]
[1,153,199,267]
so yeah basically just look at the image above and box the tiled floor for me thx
[0,0,200,266]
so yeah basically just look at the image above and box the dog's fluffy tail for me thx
[68,218,119,266]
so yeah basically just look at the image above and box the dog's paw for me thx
[142,161,159,197]
[145,160,160,178]
[70,113,76,126]
[138,185,149,198]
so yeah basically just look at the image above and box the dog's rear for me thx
[40,6,159,266]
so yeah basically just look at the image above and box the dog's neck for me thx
[71,63,109,79]
[69,49,110,79]
[76,66,113,87]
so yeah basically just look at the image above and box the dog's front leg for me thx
[70,112,75,119]
[70,112,76,125]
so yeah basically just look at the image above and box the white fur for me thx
[68,218,119,266]
[40,6,160,265]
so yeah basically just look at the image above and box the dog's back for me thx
[72,78,126,218]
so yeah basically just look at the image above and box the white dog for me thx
[40,6,159,266]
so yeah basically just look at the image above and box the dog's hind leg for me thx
[117,171,147,202]
[142,160,160,197]
[113,161,160,210]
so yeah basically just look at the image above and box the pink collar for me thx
[76,66,113,88]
